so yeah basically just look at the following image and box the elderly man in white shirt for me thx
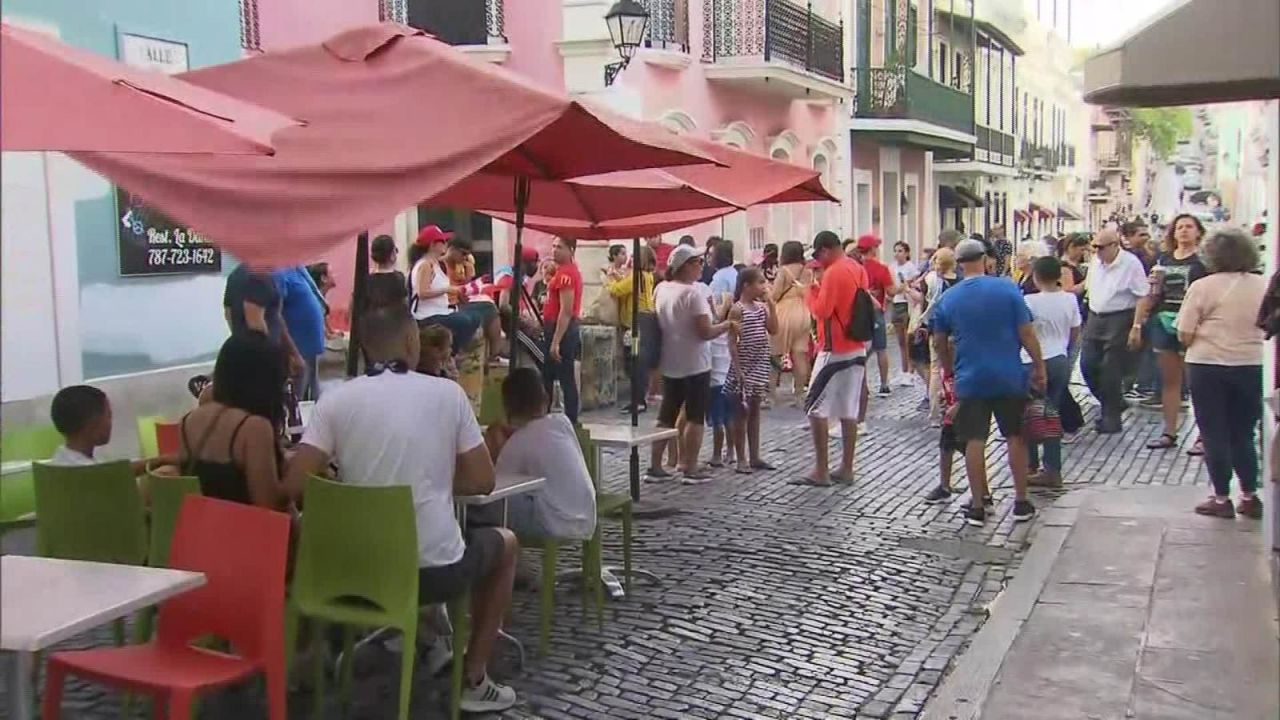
[1081,229,1150,433]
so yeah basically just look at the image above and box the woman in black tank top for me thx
[178,333,289,510]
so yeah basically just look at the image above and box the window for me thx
[938,42,948,83]
[954,51,963,88]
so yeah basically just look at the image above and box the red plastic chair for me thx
[155,421,182,457]
[42,495,291,720]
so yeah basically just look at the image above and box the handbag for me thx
[587,287,620,325]
[1023,393,1063,442]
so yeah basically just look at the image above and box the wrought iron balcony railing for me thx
[702,0,844,83]
[975,125,1016,165]
[406,0,505,46]
[640,0,689,52]
[854,67,974,135]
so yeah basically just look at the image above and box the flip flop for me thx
[708,460,725,468]
[1146,433,1177,450]
[645,467,673,482]
[734,466,754,475]
[1186,438,1205,456]
[831,472,855,485]
[789,475,832,487]
[681,469,712,481]
[750,460,776,471]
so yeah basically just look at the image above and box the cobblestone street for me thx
[5,375,1210,720]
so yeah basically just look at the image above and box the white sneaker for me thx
[460,674,517,712]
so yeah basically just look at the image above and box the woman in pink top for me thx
[1175,228,1268,519]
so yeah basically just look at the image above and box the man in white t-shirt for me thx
[481,367,596,540]
[648,245,734,483]
[286,306,518,713]
[1022,257,1081,488]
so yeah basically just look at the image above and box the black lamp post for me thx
[604,0,649,86]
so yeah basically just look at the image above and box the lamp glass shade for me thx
[605,0,650,59]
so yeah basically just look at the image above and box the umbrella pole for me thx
[630,236,641,501]
[346,231,370,378]
[508,177,531,366]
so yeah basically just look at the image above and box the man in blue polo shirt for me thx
[275,265,327,400]
[932,239,1046,527]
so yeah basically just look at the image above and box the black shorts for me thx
[952,395,1027,444]
[939,423,963,454]
[659,371,711,426]
[417,527,505,605]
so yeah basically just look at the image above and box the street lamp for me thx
[604,0,649,86]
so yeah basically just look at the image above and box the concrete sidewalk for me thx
[925,485,1279,720]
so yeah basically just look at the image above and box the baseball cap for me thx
[955,238,987,263]
[520,245,539,262]
[856,234,881,252]
[667,244,704,273]
[415,225,454,247]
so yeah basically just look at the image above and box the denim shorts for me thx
[1149,314,1183,353]
[871,308,888,351]
[707,384,735,428]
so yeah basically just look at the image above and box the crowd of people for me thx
[36,209,1274,709]
[603,216,1272,526]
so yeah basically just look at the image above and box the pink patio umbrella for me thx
[69,23,717,268]
[1,23,299,154]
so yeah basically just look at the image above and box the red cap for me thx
[521,245,540,262]
[856,234,881,252]
[415,225,454,247]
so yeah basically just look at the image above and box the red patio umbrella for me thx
[69,23,716,268]
[0,23,299,155]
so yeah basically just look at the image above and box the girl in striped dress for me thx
[726,267,779,474]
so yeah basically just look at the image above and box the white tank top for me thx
[410,258,451,320]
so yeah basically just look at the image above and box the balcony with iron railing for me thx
[640,0,689,52]
[406,0,505,49]
[1020,140,1061,173]
[853,67,975,136]
[974,125,1016,166]
[701,0,848,98]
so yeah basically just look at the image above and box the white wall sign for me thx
[118,33,189,74]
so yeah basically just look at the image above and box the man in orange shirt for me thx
[798,231,870,486]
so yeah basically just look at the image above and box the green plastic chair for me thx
[517,429,607,657]
[136,416,163,459]
[133,473,204,645]
[0,464,36,531]
[1,423,62,461]
[289,477,468,720]
[33,460,149,714]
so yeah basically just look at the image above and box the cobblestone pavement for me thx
[3,372,1209,720]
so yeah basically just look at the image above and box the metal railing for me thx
[975,125,1016,165]
[702,0,844,83]
[854,67,974,135]
[407,0,505,46]
[641,0,689,51]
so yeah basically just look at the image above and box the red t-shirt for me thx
[807,256,869,355]
[862,257,894,308]
[652,243,675,275]
[543,261,583,324]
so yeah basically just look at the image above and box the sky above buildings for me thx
[1065,0,1181,49]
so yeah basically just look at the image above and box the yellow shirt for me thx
[606,271,655,328]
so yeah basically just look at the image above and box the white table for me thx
[581,423,678,504]
[2,556,205,720]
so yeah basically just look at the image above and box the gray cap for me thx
[955,238,987,263]
[667,244,705,274]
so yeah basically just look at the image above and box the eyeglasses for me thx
[1091,243,1117,250]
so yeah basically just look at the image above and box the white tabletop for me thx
[582,423,679,449]
[0,555,205,652]
[1,460,33,476]
[455,474,545,506]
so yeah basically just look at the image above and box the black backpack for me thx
[845,288,876,343]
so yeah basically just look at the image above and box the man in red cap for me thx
[851,234,900,397]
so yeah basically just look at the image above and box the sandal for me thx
[1146,433,1177,450]
[708,459,725,468]
[680,468,712,481]
[734,466,754,475]
[645,467,673,482]
[831,472,855,485]
[750,460,776,471]
[788,475,832,487]
[1186,438,1205,456]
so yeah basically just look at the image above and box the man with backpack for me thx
[798,231,872,487]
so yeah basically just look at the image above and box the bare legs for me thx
[964,435,1031,504]
[466,528,518,685]
[894,322,911,373]
[730,398,765,471]
[791,350,812,405]
[1157,351,1184,438]
[807,417,858,482]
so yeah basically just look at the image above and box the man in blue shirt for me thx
[275,265,328,400]
[932,239,1046,527]
[708,239,737,301]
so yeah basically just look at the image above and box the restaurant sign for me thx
[114,32,221,276]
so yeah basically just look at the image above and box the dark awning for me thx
[1057,207,1082,221]
[955,186,984,207]
[1083,0,1280,106]
[938,185,964,209]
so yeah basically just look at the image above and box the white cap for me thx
[667,244,704,274]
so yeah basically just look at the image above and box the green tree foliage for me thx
[1131,107,1193,159]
